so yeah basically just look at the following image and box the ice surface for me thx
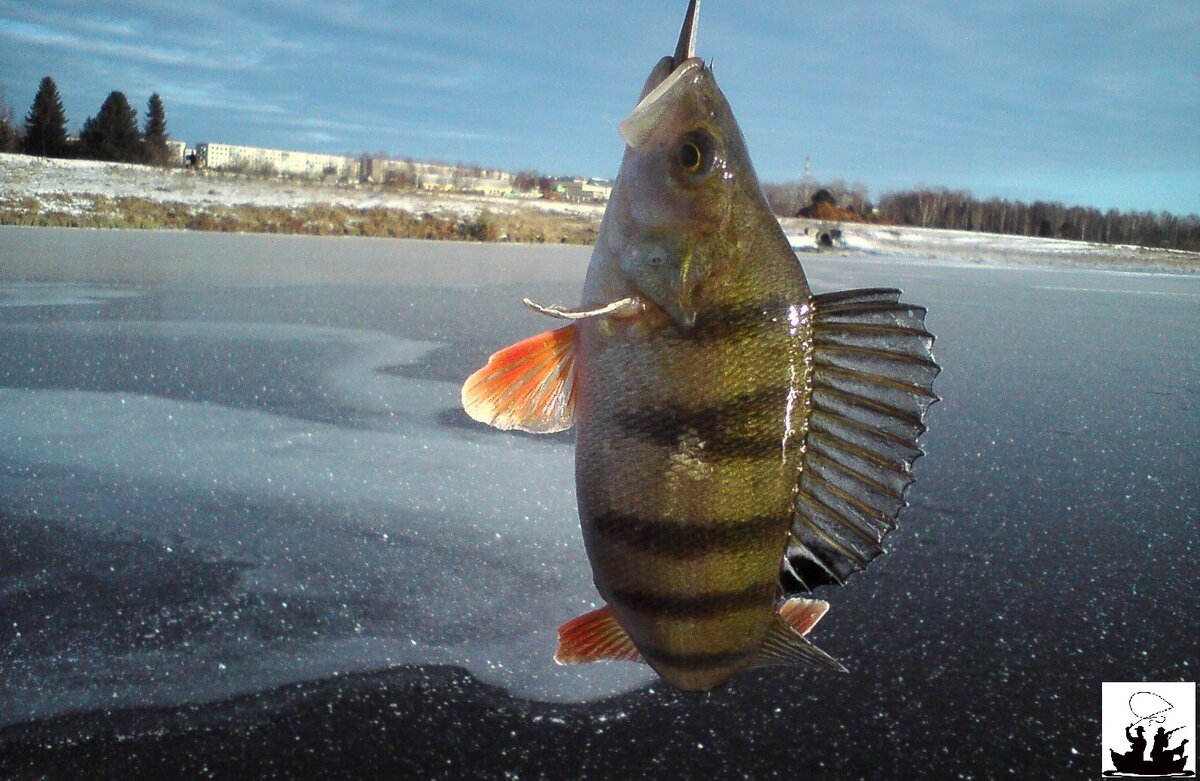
[0,310,653,726]
[0,283,143,308]
[1,227,1196,733]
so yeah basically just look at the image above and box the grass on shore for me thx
[0,194,602,245]
[3,190,1196,273]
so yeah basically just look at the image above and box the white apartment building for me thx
[559,178,613,202]
[164,140,187,165]
[195,142,359,179]
[362,157,514,195]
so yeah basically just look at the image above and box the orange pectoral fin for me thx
[779,597,830,636]
[461,325,578,434]
[554,605,644,665]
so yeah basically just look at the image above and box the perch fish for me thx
[462,0,939,691]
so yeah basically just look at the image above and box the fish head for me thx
[584,7,777,332]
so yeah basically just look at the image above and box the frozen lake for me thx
[1,227,1197,777]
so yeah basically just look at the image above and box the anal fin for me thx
[461,325,578,433]
[752,602,846,673]
[554,605,644,666]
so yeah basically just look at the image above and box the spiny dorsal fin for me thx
[554,604,644,665]
[752,609,846,673]
[783,288,939,593]
[461,325,578,434]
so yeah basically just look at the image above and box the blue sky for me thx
[1,1,1197,214]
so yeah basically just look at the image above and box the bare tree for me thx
[0,86,19,152]
[872,186,1197,251]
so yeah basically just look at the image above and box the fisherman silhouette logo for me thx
[1103,682,1196,777]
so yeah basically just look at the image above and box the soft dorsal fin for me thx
[554,604,644,665]
[461,325,578,434]
[752,609,846,673]
[784,288,940,593]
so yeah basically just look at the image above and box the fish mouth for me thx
[615,243,703,332]
[628,281,698,331]
[661,301,698,331]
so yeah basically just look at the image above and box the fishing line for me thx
[1127,691,1174,731]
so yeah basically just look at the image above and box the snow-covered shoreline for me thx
[0,152,606,219]
[3,152,1196,272]
[782,219,1199,274]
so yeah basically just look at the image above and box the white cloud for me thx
[0,19,261,70]
[157,82,288,116]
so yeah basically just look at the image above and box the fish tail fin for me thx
[461,325,578,433]
[784,288,939,592]
[554,604,644,665]
[751,597,846,673]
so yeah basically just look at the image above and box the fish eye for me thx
[678,141,702,171]
[673,130,716,180]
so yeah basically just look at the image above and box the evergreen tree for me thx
[80,91,142,163]
[22,76,71,158]
[143,93,170,165]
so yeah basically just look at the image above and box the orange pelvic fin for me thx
[554,604,644,665]
[460,325,578,433]
[779,596,830,636]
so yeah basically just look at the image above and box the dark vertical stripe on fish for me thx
[590,511,787,558]
[611,385,794,459]
[611,581,777,619]
[637,644,751,670]
[663,299,799,342]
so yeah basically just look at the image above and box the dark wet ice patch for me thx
[0,320,438,430]
[377,343,478,385]
[0,512,251,658]
[0,502,550,669]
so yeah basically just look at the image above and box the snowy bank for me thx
[0,152,605,220]
[782,218,1197,272]
[2,153,1196,272]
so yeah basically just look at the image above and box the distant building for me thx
[559,178,612,202]
[360,156,514,195]
[360,155,613,201]
[164,140,187,165]
[464,176,513,197]
[413,162,457,191]
[194,142,359,180]
[360,155,406,183]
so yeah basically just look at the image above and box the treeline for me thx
[765,180,1200,253]
[876,187,1200,251]
[0,76,173,166]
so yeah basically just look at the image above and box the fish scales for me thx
[461,0,938,691]
[575,202,813,687]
